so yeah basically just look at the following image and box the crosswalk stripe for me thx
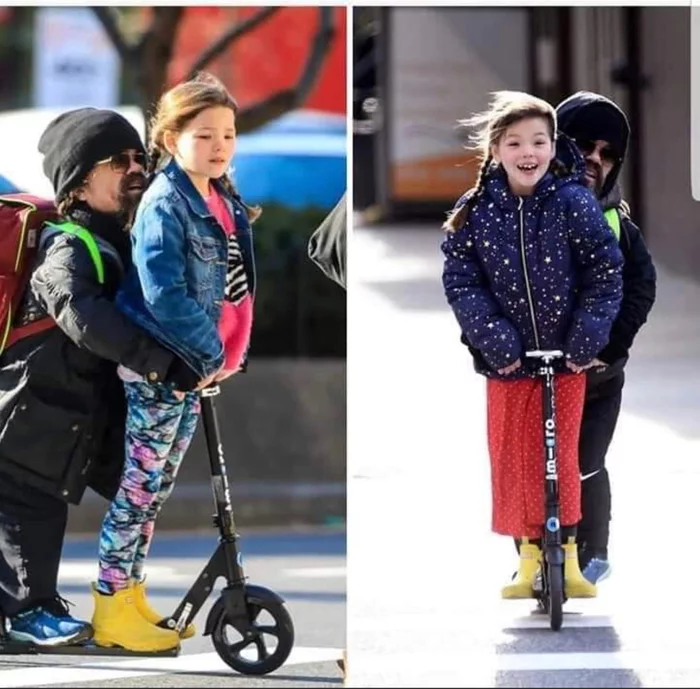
[347,649,700,688]
[495,650,700,672]
[283,566,346,578]
[0,646,343,688]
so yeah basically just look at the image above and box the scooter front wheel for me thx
[210,590,295,675]
[547,563,564,631]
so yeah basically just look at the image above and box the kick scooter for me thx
[526,350,566,632]
[0,384,295,675]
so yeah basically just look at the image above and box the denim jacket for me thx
[117,158,256,379]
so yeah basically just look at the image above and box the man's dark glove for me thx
[164,356,200,392]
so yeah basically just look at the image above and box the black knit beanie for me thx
[559,102,627,160]
[38,108,147,202]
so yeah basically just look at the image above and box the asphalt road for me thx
[0,529,345,688]
[347,222,700,688]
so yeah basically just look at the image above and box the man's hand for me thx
[498,358,522,375]
[565,359,598,373]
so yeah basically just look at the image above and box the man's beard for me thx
[585,161,604,196]
[116,172,146,230]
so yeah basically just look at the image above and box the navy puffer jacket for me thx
[441,135,624,377]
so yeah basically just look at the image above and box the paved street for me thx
[347,221,700,687]
[0,529,345,688]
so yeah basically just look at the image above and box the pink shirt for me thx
[205,187,254,372]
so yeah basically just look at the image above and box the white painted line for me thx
[348,649,700,682]
[494,650,700,672]
[499,614,615,629]
[0,646,343,688]
[58,562,191,583]
[283,567,347,578]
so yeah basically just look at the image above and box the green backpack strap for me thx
[44,221,105,285]
[604,207,621,243]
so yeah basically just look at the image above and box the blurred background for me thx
[349,9,700,684]
[0,6,347,533]
[353,5,699,281]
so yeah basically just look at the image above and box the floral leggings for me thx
[96,382,201,594]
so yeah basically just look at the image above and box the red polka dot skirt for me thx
[486,373,585,538]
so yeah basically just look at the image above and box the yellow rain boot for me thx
[563,537,597,598]
[91,585,181,652]
[501,538,542,599]
[131,579,196,640]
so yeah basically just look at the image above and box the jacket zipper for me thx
[518,197,541,349]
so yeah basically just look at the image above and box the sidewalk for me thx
[346,220,700,687]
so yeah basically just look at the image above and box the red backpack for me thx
[0,194,107,357]
[0,194,61,354]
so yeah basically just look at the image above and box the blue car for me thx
[230,110,346,211]
[0,174,20,194]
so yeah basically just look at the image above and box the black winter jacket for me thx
[595,190,656,366]
[460,193,656,376]
[0,204,178,504]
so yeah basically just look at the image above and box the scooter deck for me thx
[0,640,181,657]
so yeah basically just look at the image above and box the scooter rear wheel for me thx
[547,563,564,631]
[211,593,295,675]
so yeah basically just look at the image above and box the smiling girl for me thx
[90,73,259,652]
[441,91,623,600]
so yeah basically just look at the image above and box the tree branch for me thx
[91,7,131,61]
[134,7,183,61]
[236,91,297,133]
[292,7,335,107]
[186,6,280,80]
[235,7,336,134]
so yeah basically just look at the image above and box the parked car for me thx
[0,106,346,210]
[0,174,21,194]
[231,109,346,211]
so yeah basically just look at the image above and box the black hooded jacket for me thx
[556,91,656,366]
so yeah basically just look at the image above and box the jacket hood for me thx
[555,91,630,199]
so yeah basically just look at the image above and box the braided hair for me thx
[442,153,492,233]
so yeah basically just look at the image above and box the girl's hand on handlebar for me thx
[565,359,597,374]
[214,367,240,382]
[195,371,219,391]
[498,358,521,375]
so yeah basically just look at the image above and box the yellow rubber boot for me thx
[563,538,597,598]
[131,579,196,639]
[501,539,542,599]
[91,585,181,652]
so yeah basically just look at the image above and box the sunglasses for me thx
[94,151,148,173]
[574,139,619,165]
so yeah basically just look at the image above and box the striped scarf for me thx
[225,230,248,305]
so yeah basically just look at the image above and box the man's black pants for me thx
[0,471,67,617]
[577,365,626,561]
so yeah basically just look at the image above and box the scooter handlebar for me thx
[200,385,221,397]
[525,350,564,361]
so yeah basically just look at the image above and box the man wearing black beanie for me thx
[0,107,196,647]
[555,92,657,584]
